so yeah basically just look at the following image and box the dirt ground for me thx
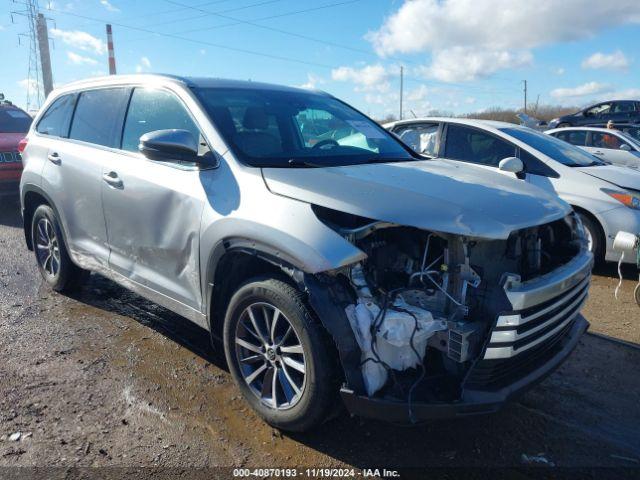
[1,194,639,479]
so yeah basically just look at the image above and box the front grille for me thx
[0,151,21,164]
[464,318,575,389]
[482,275,589,361]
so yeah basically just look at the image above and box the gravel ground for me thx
[1,195,639,479]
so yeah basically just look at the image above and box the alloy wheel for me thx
[234,302,306,410]
[35,218,61,277]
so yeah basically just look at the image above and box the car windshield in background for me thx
[0,108,32,133]
[618,131,640,147]
[501,127,604,167]
[193,87,415,167]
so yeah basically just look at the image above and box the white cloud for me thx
[555,67,565,75]
[582,50,630,70]
[367,0,640,82]
[135,56,151,73]
[550,82,611,99]
[419,47,532,82]
[67,51,98,65]
[299,73,325,90]
[51,28,106,55]
[99,0,120,12]
[331,64,391,92]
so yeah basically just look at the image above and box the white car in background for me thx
[385,118,640,264]
[545,126,640,170]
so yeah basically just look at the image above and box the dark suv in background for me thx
[0,100,31,195]
[548,100,640,129]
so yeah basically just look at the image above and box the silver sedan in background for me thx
[385,118,640,264]
[546,126,640,169]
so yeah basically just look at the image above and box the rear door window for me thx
[612,101,636,113]
[444,124,515,167]
[36,94,76,137]
[69,88,130,148]
[121,88,208,155]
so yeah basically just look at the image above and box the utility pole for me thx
[36,13,53,97]
[11,0,47,110]
[522,79,528,114]
[399,66,404,120]
[106,24,117,75]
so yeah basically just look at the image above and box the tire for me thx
[31,204,88,293]
[577,212,603,265]
[223,276,337,432]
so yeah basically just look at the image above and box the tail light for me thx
[17,137,28,153]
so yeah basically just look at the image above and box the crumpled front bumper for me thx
[339,314,588,424]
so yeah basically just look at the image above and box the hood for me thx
[262,159,570,240]
[0,133,25,151]
[577,164,640,191]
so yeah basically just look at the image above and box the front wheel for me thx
[577,212,603,264]
[32,204,88,292]
[223,277,337,432]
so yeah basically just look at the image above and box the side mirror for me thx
[139,129,199,163]
[620,144,632,151]
[498,156,525,174]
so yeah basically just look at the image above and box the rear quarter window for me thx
[36,94,76,137]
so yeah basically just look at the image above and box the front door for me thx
[441,123,520,178]
[586,131,640,169]
[101,86,211,311]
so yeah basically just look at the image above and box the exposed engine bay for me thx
[313,206,587,413]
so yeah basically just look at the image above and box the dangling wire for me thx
[615,251,625,300]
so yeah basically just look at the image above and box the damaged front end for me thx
[305,206,592,424]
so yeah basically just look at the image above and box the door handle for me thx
[593,151,604,155]
[47,152,61,164]
[102,171,123,189]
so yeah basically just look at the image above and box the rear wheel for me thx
[223,277,337,432]
[32,205,88,292]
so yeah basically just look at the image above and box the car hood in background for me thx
[262,159,570,240]
[577,165,640,191]
[0,133,25,151]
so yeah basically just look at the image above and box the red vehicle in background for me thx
[0,98,32,196]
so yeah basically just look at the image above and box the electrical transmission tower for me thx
[11,0,54,112]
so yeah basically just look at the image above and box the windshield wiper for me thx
[287,158,327,168]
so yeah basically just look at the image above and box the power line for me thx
[161,0,376,59]
[40,5,337,70]
[147,0,287,28]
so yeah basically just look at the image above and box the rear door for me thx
[610,101,637,125]
[101,86,211,312]
[39,89,130,268]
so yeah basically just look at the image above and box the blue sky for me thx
[2,0,640,118]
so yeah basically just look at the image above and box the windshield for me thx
[618,131,640,147]
[501,127,605,167]
[0,108,32,134]
[193,87,415,167]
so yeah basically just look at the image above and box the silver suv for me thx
[20,75,592,431]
